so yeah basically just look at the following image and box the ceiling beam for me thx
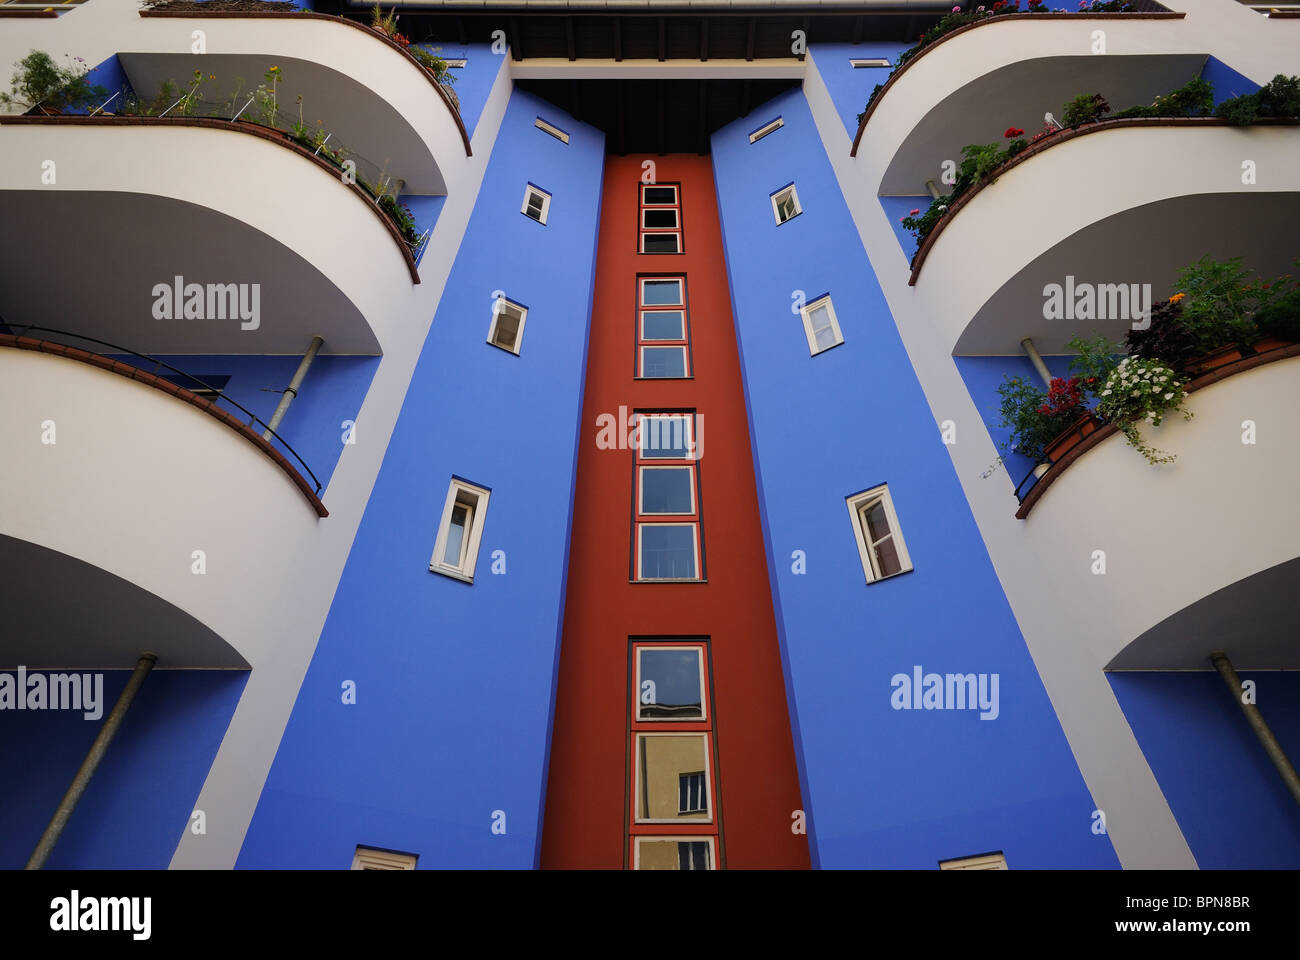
[510,16,522,60]
[566,16,576,61]
[852,15,864,45]
[456,15,467,46]
[699,17,709,62]
[613,17,622,62]
[799,15,809,62]
[658,17,666,62]
[745,16,756,62]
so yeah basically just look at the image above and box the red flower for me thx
[1004,127,1025,138]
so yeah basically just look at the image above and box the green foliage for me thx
[1064,335,1122,401]
[1062,92,1110,127]
[1,50,108,113]
[1254,282,1300,342]
[378,194,420,246]
[1175,255,1276,352]
[995,376,1072,464]
[1112,76,1214,120]
[1215,74,1300,125]
[1096,357,1192,465]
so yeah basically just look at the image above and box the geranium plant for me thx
[1096,357,1192,464]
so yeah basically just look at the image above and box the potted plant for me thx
[989,374,1091,477]
[1040,375,1100,462]
[1095,356,1192,464]
[1,51,108,115]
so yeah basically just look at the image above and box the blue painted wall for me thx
[1110,671,1300,868]
[109,353,378,495]
[1201,55,1262,106]
[712,87,1117,869]
[0,669,247,868]
[409,42,500,141]
[82,55,133,116]
[811,42,907,139]
[238,90,604,869]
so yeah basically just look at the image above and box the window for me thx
[629,640,718,867]
[634,414,702,581]
[637,275,690,379]
[443,59,467,68]
[638,183,683,254]
[846,484,912,583]
[430,478,491,582]
[159,373,230,399]
[849,58,891,68]
[351,847,418,870]
[633,837,716,871]
[487,296,527,354]
[940,852,1008,870]
[748,116,783,143]
[521,184,551,225]
[771,183,802,225]
[799,294,844,355]
[534,117,569,143]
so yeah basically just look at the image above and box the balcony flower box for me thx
[1249,336,1295,356]
[1044,413,1101,463]
[1188,344,1243,375]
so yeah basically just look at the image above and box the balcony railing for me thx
[0,325,329,517]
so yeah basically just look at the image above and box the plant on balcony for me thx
[120,78,180,116]
[1124,298,1201,369]
[991,374,1092,469]
[139,0,302,10]
[1173,255,1279,356]
[1253,284,1300,344]
[378,195,420,247]
[254,65,282,127]
[1061,92,1110,127]
[1215,74,1300,125]
[1095,357,1192,464]
[1,51,108,115]
[1111,76,1214,120]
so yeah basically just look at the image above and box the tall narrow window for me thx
[639,183,683,254]
[633,414,702,581]
[846,484,912,583]
[771,183,802,225]
[521,184,551,225]
[487,296,528,355]
[637,275,690,378]
[629,640,719,869]
[430,478,491,582]
[799,294,844,356]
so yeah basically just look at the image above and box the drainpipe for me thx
[25,654,157,870]
[1209,652,1300,810]
[1020,337,1053,389]
[924,179,942,200]
[263,336,324,441]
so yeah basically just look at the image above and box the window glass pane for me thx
[639,416,690,458]
[642,234,680,254]
[443,504,468,565]
[642,280,683,306]
[874,535,903,578]
[638,647,704,719]
[640,467,693,515]
[684,841,709,870]
[813,314,839,350]
[641,346,687,378]
[862,500,891,544]
[641,310,684,341]
[637,734,709,820]
[639,525,696,579]
[636,838,708,871]
[643,186,677,205]
[643,209,678,228]
[493,308,520,350]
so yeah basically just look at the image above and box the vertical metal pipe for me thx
[25,654,157,870]
[924,179,942,200]
[1210,652,1300,809]
[263,336,324,441]
[1020,337,1053,389]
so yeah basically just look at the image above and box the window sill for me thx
[429,565,475,584]
[810,339,846,358]
[864,567,914,586]
[630,578,708,584]
[634,375,694,381]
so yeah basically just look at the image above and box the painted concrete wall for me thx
[237,89,603,869]
[1110,671,1300,868]
[712,86,1118,869]
[0,669,246,869]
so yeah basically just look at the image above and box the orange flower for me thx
[1168,292,1186,303]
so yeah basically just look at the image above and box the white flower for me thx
[1132,391,1140,397]
[1101,389,1111,396]
[1164,392,1173,400]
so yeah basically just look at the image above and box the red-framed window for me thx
[639,182,683,255]
[628,639,720,870]
[636,275,691,379]
[631,412,703,582]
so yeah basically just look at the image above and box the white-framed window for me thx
[749,116,783,143]
[799,294,844,355]
[638,465,696,515]
[633,836,716,871]
[637,412,695,460]
[846,483,912,583]
[634,732,712,823]
[443,59,468,68]
[430,478,491,582]
[636,523,699,581]
[849,58,891,68]
[521,184,551,224]
[640,277,684,308]
[534,117,570,143]
[940,852,1008,870]
[634,644,707,722]
[487,296,528,354]
[351,846,418,870]
[771,183,802,225]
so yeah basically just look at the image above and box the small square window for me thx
[637,414,693,459]
[640,345,688,378]
[641,278,683,307]
[639,466,695,515]
[846,484,912,583]
[799,295,844,355]
[749,116,783,143]
[430,478,491,582]
[351,846,418,870]
[940,852,1008,870]
[534,117,569,143]
[487,296,527,354]
[642,185,678,206]
[641,233,681,255]
[636,646,706,721]
[641,310,684,341]
[849,58,891,68]
[635,733,711,822]
[771,184,802,225]
[637,524,699,580]
[633,836,715,871]
[521,184,551,224]
[678,772,707,814]
[642,208,679,229]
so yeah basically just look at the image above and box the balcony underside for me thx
[0,190,377,356]
[0,534,246,670]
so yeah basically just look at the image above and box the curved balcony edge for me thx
[908,116,1300,287]
[849,11,1187,157]
[0,334,329,519]
[1014,342,1300,520]
[138,8,472,157]
[0,115,421,284]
